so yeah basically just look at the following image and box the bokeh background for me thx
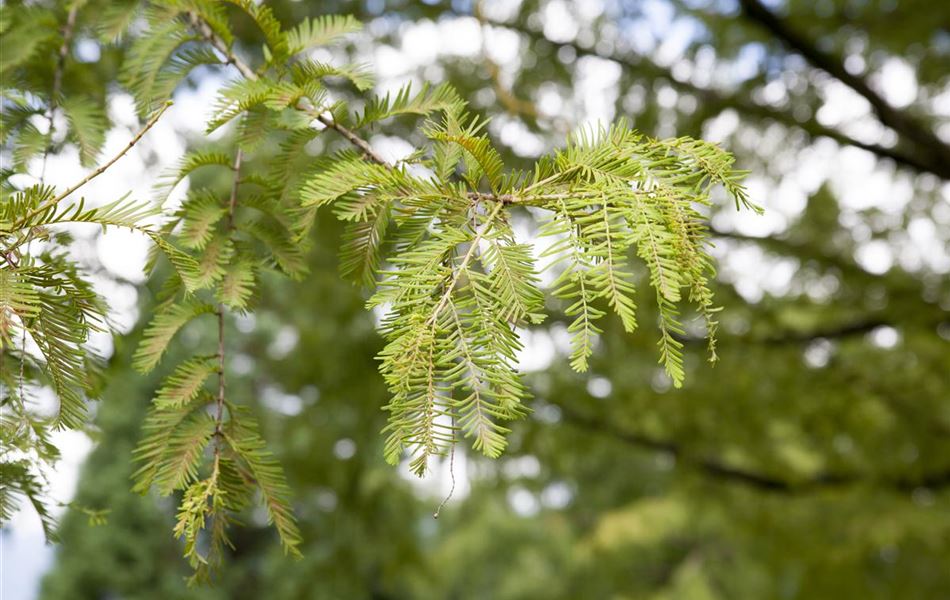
[4,0,950,598]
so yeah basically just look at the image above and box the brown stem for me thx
[214,149,244,443]
[215,305,226,437]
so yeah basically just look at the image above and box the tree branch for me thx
[198,137,242,511]
[480,14,949,179]
[558,404,950,493]
[738,0,950,178]
[214,148,242,451]
[187,11,390,166]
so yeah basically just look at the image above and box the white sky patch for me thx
[869,325,900,349]
[713,242,799,303]
[517,328,558,372]
[261,386,305,417]
[493,116,548,157]
[483,25,521,69]
[541,480,573,509]
[818,81,872,127]
[876,57,918,108]
[855,239,894,274]
[575,55,621,126]
[542,0,580,43]
[368,134,416,163]
[507,485,541,516]
[586,376,612,398]
[831,147,912,212]
[702,109,741,143]
[655,17,699,67]
[479,0,526,22]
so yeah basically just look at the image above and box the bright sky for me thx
[3,2,948,598]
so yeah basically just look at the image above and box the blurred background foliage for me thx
[27,0,950,597]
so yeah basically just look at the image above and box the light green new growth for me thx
[1,0,757,580]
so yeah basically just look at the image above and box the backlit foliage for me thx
[0,0,756,579]
[1,0,209,549]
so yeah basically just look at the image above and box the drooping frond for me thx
[222,0,289,65]
[207,78,280,133]
[154,355,218,409]
[291,59,373,92]
[339,203,390,288]
[478,224,545,326]
[0,268,40,346]
[216,260,256,311]
[355,82,464,128]
[539,201,605,372]
[286,14,362,55]
[310,113,753,460]
[119,14,197,115]
[300,153,408,208]
[60,96,108,167]
[177,190,227,250]
[224,412,302,556]
[133,392,210,493]
[425,112,505,192]
[173,468,229,576]
[154,151,234,204]
[133,302,215,374]
[152,411,216,495]
[243,219,308,279]
[0,460,58,541]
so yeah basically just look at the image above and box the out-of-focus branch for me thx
[558,404,950,493]
[738,0,950,178]
[40,3,80,182]
[474,3,571,134]
[476,13,948,179]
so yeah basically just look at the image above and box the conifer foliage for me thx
[1,0,195,550]
[1,0,757,578]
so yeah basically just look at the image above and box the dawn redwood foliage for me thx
[0,0,757,578]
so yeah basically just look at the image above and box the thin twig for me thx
[214,149,243,445]
[14,4,80,407]
[433,436,456,519]
[428,201,505,326]
[189,11,581,205]
[226,149,243,230]
[16,101,173,229]
[188,11,391,167]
